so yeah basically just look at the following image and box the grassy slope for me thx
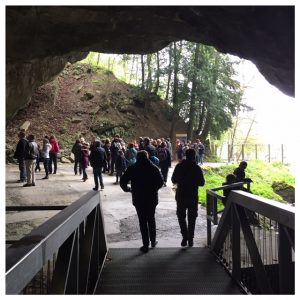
[198,160,295,206]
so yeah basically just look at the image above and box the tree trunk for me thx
[200,111,211,142]
[141,54,145,89]
[169,41,181,142]
[146,54,153,91]
[153,51,160,94]
[96,53,101,66]
[187,43,200,141]
[165,44,173,101]
[237,115,256,161]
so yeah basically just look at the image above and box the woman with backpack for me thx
[125,142,137,166]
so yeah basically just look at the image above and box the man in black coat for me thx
[14,131,28,182]
[89,140,106,191]
[120,150,164,253]
[171,148,205,247]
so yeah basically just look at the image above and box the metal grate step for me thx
[95,247,243,294]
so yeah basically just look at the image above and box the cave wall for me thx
[6,53,87,120]
[6,6,294,121]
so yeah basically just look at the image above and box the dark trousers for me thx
[160,165,169,183]
[82,167,88,180]
[93,166,104,189]
[18,157,26,180]
[43,158,50,176]
[49,153,57,173]
[116,170,124,183]
[35,156,41,171]
[135,204,157,247]
[74,158,82,175]
[110,155,117,174]
[176,200,198,241]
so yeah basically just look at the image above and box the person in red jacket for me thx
[49,135,60,174]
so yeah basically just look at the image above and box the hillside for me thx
[6,63,187,159]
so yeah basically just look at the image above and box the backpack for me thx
[157,147,168,162]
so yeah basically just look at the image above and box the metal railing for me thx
[206,186,295,294]
[6,191,107,294]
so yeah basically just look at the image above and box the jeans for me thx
[49,152,57,173]
[93,166,104,189]
[18,157,26,180]
[43,158,50,176]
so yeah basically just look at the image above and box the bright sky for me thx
[235,59,297,145]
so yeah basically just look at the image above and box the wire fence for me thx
[215,143,295,164]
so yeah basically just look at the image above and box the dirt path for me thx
[6,162,208,248]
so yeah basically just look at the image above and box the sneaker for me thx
[42,176,49,179]
[151,241,158,248]
[100,186,104,190]
[181,238,187,247]
[32,182,36,186]
[93,187,98,191]
[139,245,149,253]
[17,179,26,183]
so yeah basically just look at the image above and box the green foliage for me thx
[198,160,295,207]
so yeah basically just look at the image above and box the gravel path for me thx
[6,162,208,248]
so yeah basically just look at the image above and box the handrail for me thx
[6,191,108,294]
[206,187,295,294]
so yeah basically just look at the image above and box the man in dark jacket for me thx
[120,150,164,253]
[14,131,27,182]
[157,141,171,186]
[71,139,82,175]
[89,140,106,191]
[171,148,205,247]
[23,134,39,187]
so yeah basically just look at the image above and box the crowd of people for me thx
[13,131,251,253]
[13,131,60,187]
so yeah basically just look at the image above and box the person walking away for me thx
[157,142,171,186]
[13,131,27,183]
[144,137,157,158]
[198,140,205,165]
[49,135,60,174]
[72,139,82,175]
[176,143,184,162]
[171,148,205,247]
[109,136,121,175]
[149,152,159,166]
[34,142,42,172]
[41,138,52,179]
[125,142,137,166]
[115,150,128,184]
[120,150,164,253]
[23,134,39,187]
[81,142,90,182]
[165,138,173,161]
[89,140,106,191]
[102,139,111,173]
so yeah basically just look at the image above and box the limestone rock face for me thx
[6,53,87,120]
[6,6,294,120]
